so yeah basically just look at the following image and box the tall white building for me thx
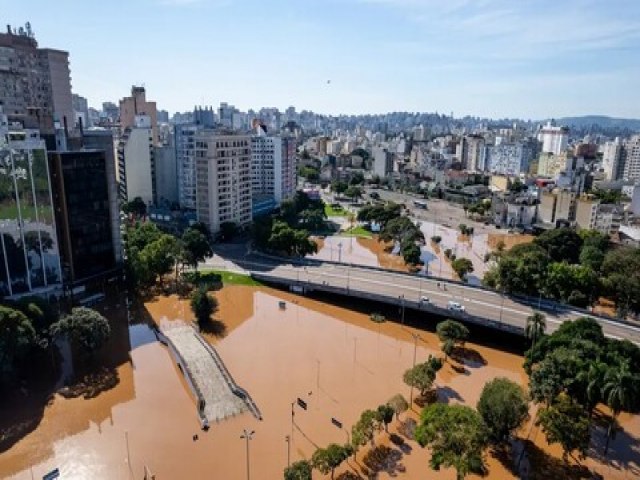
[117,115,155,204]
[195,132,252,234]
[251,129,296,204]
[465,135,487,172]
[538,121,569,155]
[602,138,624,181]
[623,135,640,182]
[175,124,201,209]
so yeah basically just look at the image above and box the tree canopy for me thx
[451,258,474,281]
[284,460,312,480]
[0,305,37,376]
[190,287,218,328]
[537,393,591,462]
[415,403,488,480]
[477,377,529,444]
[312,444,351,479]
[51,307,110,355]
[403,355,443,397]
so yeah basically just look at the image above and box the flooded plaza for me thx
[1,286,639,479]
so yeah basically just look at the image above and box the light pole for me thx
[409,332,421,406]
[499,288,506,324]
[338,242,343,263]
[285,435,291,468]
[400,295,405,324]
[240,429,255,480]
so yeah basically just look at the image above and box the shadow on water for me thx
[198,318,227,337]
[436,385,464,404]
[0,289,141,466]
[524,440,601,480]
[282,288,529,357]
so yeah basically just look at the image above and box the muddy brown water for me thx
[1,286,638,479]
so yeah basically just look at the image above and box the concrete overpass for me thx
[244,261,640,344]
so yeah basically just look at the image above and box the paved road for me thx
[244,261,640,344]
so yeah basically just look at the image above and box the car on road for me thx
[447,301,465,312]
[369,192,380,200]
[420,296,431,304]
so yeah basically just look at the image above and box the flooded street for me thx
[1,286,638,479]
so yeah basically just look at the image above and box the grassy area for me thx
[185,269,263,287]
[343,226,373,238]
[201,270,262,287]
[324,203,348,217]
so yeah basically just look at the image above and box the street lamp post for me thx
[285,435,291,468]
[499,288,506,324]
[409,333,421,407]
[240,429,255,480]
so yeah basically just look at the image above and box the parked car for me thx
[447,301,466,313]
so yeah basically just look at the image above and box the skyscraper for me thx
[0,24,73,133]
[623,135,640,182]
[537,121,569,155]
[72,94,90,129]
[175,123,201,210]
[0,122,62,297]
[48,149,121,287]
[602,138,624,181]
[195,131,252,234]
[251,127,296,205]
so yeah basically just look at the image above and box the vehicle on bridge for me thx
[420,296,431,304]
[447,300,465,313]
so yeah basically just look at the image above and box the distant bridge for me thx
[245,261,640,344]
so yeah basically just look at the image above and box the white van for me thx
[447,301,465,312]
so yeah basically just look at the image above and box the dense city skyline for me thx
[3,0,640,119]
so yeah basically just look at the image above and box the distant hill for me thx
[550,116,640,133]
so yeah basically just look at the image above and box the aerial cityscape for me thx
[1,1,640,479]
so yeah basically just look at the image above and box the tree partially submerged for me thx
[477,377,529,445]
[51,307,110,356]
[190,287,218,328]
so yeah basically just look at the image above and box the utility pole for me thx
[409,333,420,406]
[240,429,255,480]
[285,435,291,468]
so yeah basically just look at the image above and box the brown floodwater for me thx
[1,286,638,479]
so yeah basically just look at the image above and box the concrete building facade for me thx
[488,142,533,175]
[251,130,296,205]
[195,132,252,234]
[538,121,569,155]
[175,124,200,210]
[117,116,155,204]
[623,135,640,182]
[119,86,158,145]
[602,138,624,181]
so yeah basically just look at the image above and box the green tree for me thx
[387,393,409,420]
[601,247,640,317]
[544,262,599,306]
[311,444,351,479]
[344,185,363,203]
[403,356,443,397]
[477,378,529,444]
[122,196,147,217]
[284,460,312,480]
[525,312,546,346]
[50,307,110,356]
[431,235,442,244]
[436,320,469,349]
[537,394,591,462]
[401,240,422,265]
[458,223,468,235]
[181,227,212,274]
[125,222,162,252]
[140,234,179,286]
[451,257,474,281]
[602,361,638,455]
[376,403,395,432]
[0,305,36,376]
[331,180,348,196]
[190,287,218,328]
[349,171,365,185]
[534,228,583,264]
[493,243,550,295]
[352,409,378,447]
[415,403,488,480]
[268,221,317,256]
[579,245,605,272]
[442,338,455,362]
[299,208,326,231]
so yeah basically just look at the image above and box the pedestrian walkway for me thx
[160,320,258,423]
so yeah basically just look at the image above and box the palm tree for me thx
[602,360,636,455]
[525,312,546,346]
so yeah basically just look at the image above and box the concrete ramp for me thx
[159,320,260,424]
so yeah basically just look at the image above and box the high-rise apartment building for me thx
[0,123,63,297]
[0,24,73,133]
[251,129,296,205]
[48,149,121,287]
[117,115,155,204]
[119,86,158,145]
[602,138,624,181]
[218,103,238,129]
[154,135,178,206]
[488,142,533,175]
[537,121,569,155]
[194,106,215,127]
[195,132,252,234]
[175,124,201,210]
[102,102,119,122]
[464,135,486,172]
[622,135,640,182]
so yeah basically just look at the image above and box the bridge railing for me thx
[249,251,638,329]
[191,330,263,421]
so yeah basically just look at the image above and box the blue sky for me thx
[3,0,640,119]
